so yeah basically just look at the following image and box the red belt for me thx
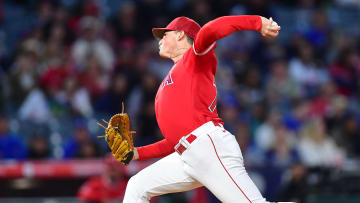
[175,121,224,155]
[175,134,197,155]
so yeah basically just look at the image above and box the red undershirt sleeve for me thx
[193,15,262,55]
[136,138,174,160]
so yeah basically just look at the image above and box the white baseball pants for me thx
[123,121,268,203]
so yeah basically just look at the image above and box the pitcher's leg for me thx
[123,152,202,203]
[183,130,267,203]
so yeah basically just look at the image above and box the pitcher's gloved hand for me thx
[97,103,136,164]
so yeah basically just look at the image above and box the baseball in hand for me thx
[270,17,278,27]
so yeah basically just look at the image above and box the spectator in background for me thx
[35,1,55,27]
[265,125,299,168]
[332,114,360,158]
[329,48,360,97]
[95,72,129,114]
[72,16,114,72]
[43,10,74,46]
[79,57,110,101]
[38,51,74,114]
[254,109,283,152]
[136,101,160,146]
[111,1,144,44]
[77,139,101,159]
[8,51,39,108]
[236,66,265,108]
[289,38,329,96]
[54,76,93,118]
[63,120,99,159]
[0,115,27,160]
[181,0,215,26]
[325,94,349,137]
[233,122,251,155]
[249,101,267,132]
[266,59,302,107]
[298,118,344,168]
[218,102,239,133]
[128,73,161,145]
[277,163,308,203]
[52,5,71,28]
[78,153,128,203]
[233,122,263,167]
[21,27,44,61]
[18,88,52,124]
[304,8,330,55]
[308,82,337,118]
[112,40,139,94]
[283,99,310,133]
[250,38,286,73]
[27,133,51,160]
[37,35,65,73]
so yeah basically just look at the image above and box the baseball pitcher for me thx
[103,15,280,203]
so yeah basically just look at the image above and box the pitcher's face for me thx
[159,31,178,58]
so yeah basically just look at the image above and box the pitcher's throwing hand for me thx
[260,16,281,38]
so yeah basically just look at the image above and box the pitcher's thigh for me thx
[186,132,266,203]
[123,152,202,203]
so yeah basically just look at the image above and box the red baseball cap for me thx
[152,17,201,39]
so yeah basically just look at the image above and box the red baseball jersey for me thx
[156,43,220,142]
[137,15,262,160]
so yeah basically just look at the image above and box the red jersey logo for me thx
[162,73,174,88]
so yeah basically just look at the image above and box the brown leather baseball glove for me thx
[97,103,135,165]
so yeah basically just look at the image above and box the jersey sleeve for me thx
[193,15,262,55]
[136,138,174,160]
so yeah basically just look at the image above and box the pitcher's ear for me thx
[177,30,185,40]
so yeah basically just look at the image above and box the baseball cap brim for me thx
[152,28,173,39]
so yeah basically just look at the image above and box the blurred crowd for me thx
[0,0,360,202]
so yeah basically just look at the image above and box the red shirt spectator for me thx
[77,154,128,203]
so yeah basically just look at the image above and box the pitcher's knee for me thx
[123,174,151,202]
